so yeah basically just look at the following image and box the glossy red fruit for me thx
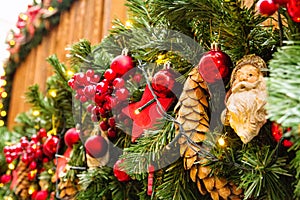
[257,0,279,16]
[151,70,175,96]
[115,88,129,101]
[86,69,94,77]
[287,0,300,22]
[198,43,232,84]
[107,128,117,138]
[38,128,47,139]
[104,69,117,81]
[96,81,109,94]
[113,159,130,182]
[64,128,80,148]
[85,135,108,158]
[108,117,116,127]
[113,78,125,88]
[99,121,109,131]
[133,73,142,83]
[110,55,134,76]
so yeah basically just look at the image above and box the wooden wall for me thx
[7,0,127,128]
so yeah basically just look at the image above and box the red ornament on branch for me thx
[256,0,279,16]
[113,159,131,182]
[64,128,80,148]
[271,122,293,147]
[85,135,108,158]
[110,49,134,76]
[198,42,232,84]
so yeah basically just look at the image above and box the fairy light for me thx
[1,111,7,117]
[0,103,3,109]
[0,183,3,188]
[28,185,36,195]
[1,92,7,98]
[48,6,54,12]
[0,80,7,86]
[19,13,28,21]
[4,196,13,200]
[9,40,16,46]
[66,70,74,77]
[125,20,133,28]
[218,137,226,147]
[0,120,4,127]
[32,110,40,116]
[8,163,15,170]
[48,89,57,98]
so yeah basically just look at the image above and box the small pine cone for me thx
[174,67,243,199]
[58,179,78,199]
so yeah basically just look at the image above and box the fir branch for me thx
[155,158,204,200]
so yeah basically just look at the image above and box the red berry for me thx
[68,79,75,88]
[21,153,29,163]
[3,146,10,153]
[107,128,117,138]
[133,73,142,83]
[75,73,88,85]
[21,140,29,148]
[115,88,129,101]
[257,0,279,16]
[91,74,101,83]
[104,69,117,81]
[87,104,94,113]
[96,81,109,94]
[113,159,130,182]
[287,0,300,23]
[99,121,109,131]
[86,69,94,77]
[108,117,116,127]
[6,156,13,164]
[83,85,96,99]
[38,128,47,139]
[31,134,39,143]
[85,135,108,158]
[113,78,125,88]
[43,136,59,158]
[80,95,88,103]
[110,55,134,76]
[29,161,37,170]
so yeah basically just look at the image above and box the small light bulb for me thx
[125,20,133,28]
[8,163,15,170]
[1,92,7,98]
[218,137,226,146]
[66,70,74,77]
[1,111,7,117]
[48,89,57,98]
[134,109,140,115]
[0,120,4,127]
[32,110,40,116]
[48,7,54,12]
[28,185,36,195]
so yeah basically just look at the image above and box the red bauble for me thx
[64,128,80,148]
[198,43,232,84]
[43,136,59,157]
[113,159,130,182]
[257,0,279,16]
[110,55,134,76]
[151,70,175,97]
[0,174,11,184]
[287,0,300,23]
[34,190,48,200]
[271,122,293,147]
[85,135,108,158]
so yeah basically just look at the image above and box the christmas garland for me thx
[1,0,75,126]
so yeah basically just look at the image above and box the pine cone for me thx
[174,67,243,200]
[13,162,31,199]
[58,179,79,199]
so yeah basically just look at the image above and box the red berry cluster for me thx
[68,69,100,103]
[271,122,293,148]
[3,128,58,184]
[257,0,300,23]
[68,54,135,140]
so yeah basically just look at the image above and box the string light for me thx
[0,183,3,188]
[19,13,28,21]
[0,80,7,86]
[218,137,226,147]
[8,163,15,170]
[48,7,54,12]
[48,169,54,174]
[0,103,3,109]
[28,185,36,195]
[1,92,7,98]
[66,70,74,77]
[1,111,7,117]
[0,120,4,127]
[134,98,156,115]
[125,20,133,28]
[32,110,40,116]
[48,89,57,98]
